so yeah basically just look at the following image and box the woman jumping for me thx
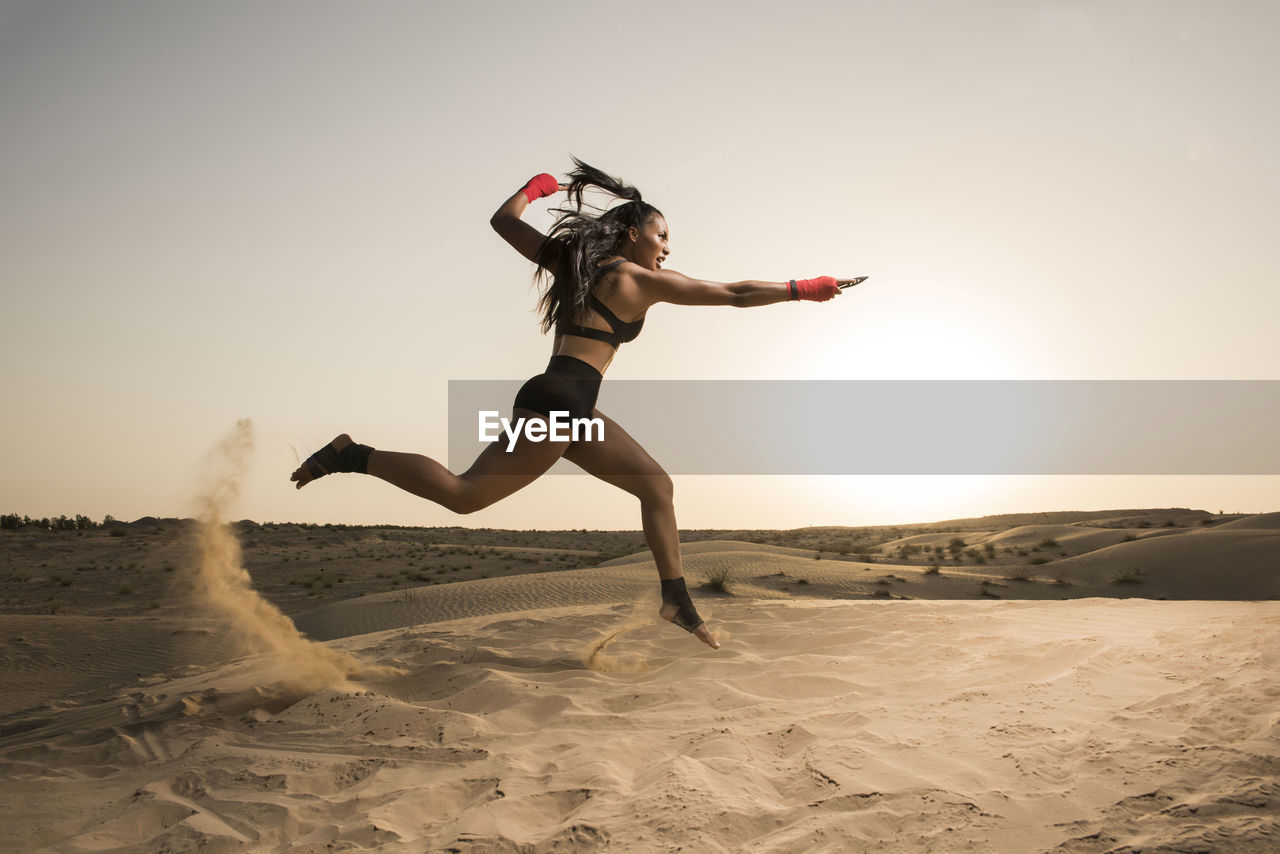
[290,158,863,649]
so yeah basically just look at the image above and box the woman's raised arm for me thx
[631,268,862,308]
[490,173,564,268]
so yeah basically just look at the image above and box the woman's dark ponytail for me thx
[533,156,661,334]
[561,157,644,210]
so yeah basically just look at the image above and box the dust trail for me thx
[584,620,651,673]
[190,419,401,694]
[583,598,653,673]
[582,590,728,671]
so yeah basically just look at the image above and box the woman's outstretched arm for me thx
[490,173,564,268]
[631,268,861,308]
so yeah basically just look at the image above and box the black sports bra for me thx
[555,258,645,348]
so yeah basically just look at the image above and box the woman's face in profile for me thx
[631,214,670,270]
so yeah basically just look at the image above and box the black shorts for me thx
[513,355,603,421]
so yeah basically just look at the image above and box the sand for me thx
[2,597,1276,852]
[1,507,1277,851]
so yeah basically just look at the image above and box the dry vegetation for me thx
[0,508,1260,618]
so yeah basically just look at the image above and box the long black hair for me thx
[532,156,663,334]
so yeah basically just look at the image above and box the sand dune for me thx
[976,524,1174,550]
[1218,511,1280,530]
[1046,529,1280,599]
[3,501,1278,851]
[880,531,996,549]
[2,596,1276,852]
[0,616,241,721]
[598,539,824,566]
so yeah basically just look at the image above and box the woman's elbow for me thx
[725,282,754,307]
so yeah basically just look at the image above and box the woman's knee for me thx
[451,498,484,515]
[637,473,674,505]
[449,474,533,515]
[445,485,489,515]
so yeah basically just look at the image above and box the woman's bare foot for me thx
[290,434,355,489]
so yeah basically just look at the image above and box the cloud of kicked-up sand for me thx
[583,614,652,674]
[189,419,401,693]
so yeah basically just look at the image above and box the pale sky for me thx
[2,0,1277,529]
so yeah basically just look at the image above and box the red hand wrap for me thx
[520,173,559,203]
[793,276,839,302]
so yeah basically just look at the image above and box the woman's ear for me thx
[628,226,639,243]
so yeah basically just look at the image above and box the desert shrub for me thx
[1029,556,1050,566]
[925,564,941,575]
[1039,537,1060,548]
[1053,569,1071,586]
[702,566,731,593]
[1112,567,1146,585]
[1007,567,1036,582]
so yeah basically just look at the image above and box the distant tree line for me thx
[0,513,114,530]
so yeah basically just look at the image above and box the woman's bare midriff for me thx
[551,262,648,375]
[551,335,617,374]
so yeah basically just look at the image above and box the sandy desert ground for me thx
[1,508,1277,852]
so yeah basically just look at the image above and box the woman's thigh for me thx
[562,410,672,499]
[456,408,573,505]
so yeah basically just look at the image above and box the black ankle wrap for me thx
[660,577,703,633]
[338,442,375,474]
[302,439,375,480]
